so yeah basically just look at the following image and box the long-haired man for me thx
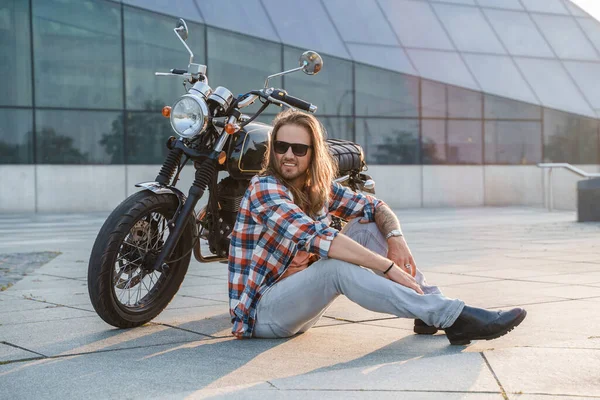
[228,110,526,345]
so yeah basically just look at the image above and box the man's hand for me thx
[386,264,424,294]
[387,236,417,277]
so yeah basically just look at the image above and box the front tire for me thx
[88,191,194,328]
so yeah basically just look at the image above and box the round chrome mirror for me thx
[175,19,188,41]
[299,51,323,75]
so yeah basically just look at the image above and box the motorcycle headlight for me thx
[170,94,209,139]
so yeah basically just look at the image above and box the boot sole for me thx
[448,309,527,345]
[414,326,439,335]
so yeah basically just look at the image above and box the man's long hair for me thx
[261,110,337,218]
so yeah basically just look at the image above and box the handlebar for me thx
[269,90,317,113]
[170,68,187,75]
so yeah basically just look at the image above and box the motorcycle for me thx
[87,19,375,328]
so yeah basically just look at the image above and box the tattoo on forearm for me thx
[374,204,401,236]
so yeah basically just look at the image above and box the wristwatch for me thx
[385,229,403,240]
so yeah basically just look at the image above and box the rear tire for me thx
[87,191,194,328]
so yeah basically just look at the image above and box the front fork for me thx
[152,158,216,273]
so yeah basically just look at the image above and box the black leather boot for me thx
[445,306,527,345]
[414,319,438,335]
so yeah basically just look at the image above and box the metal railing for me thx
[538,163,600,212]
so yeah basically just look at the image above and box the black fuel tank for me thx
[226,122,271,180]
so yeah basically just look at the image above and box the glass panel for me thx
[543,108,599,164]
[207,28,281,115]
[433,0,476,4]
[0,0,32,106]
[520,0,569,14]
[532,14,599,60]
[323,0,398,45]
[32,0,123,109]
[262,0,349,59]
[321,117,354,142]
[563,61,600,110]
[355,118,420,165]
[476,0,524,10]
[463,53,539,104]
[283,46,353,116]
[0,108,33,164]
[432,3,505,54]
[124,7,205,111]
[355,64,419,117]
[346,43,416,75]
[378,0,454,50]
[198,0,279,42]
[36,110,123,164]
[564,1,589,17]
[484,121,542,164]
[421,80,447,118]
[125,111,173,164]
[407,49,479,90]
[122,0,204,23]
[577,18,600,54]
[447,120,483,164]
[514,57,594,117]
[484,95,541,120]
[447,86,482,119]
[422,119,447,164]
[483,9,554,57]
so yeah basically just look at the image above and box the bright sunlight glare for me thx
[569,0,600,21]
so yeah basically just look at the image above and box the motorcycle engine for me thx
[199,176,248,257]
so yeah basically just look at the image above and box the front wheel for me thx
[88,191,194,328]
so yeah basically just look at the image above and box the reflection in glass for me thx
[421,80,446,118]
[125,7,205,110]
[447,86,482,119]
[0,108,33,164]
[484,95,541,120]
[422,119,446,164]
[356,118,419,165]
[0,0,32,106]
[208,28,282,115]
[355,64,418,117]
[36,110,123,164]
[32,0,123,109]
[284,46,353,116]
[543,109,599,164]
[321,117,354,142]
[485,121,542,164]
[447,120,482,164]
[123,106,173,164]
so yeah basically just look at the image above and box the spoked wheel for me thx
[88,191,194,328]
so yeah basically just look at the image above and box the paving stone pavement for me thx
[0,208,599,399]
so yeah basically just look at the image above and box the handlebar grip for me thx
[170,69,188,75]
[271,90,316,113]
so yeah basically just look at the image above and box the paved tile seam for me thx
[447,274,600,289]
[36,273,87,282]
[254,388,504,394]
[0,338,216,366]
[489,296,600,310]
[180,294,228,303]
[481,352,509,400]
[157,322,224,339]
[1,341,47,358]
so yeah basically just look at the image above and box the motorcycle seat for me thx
[326,139,365,174]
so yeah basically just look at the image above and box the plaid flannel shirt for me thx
[228,174,382,338]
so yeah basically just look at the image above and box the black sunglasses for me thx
[273,140,313,157]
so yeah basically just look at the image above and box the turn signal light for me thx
[224,123,239,134]
[218,151,227,165]
[162,106,171,118]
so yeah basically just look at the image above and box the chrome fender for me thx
[135,181,187,207]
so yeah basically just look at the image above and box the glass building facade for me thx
[1,0,599,167]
